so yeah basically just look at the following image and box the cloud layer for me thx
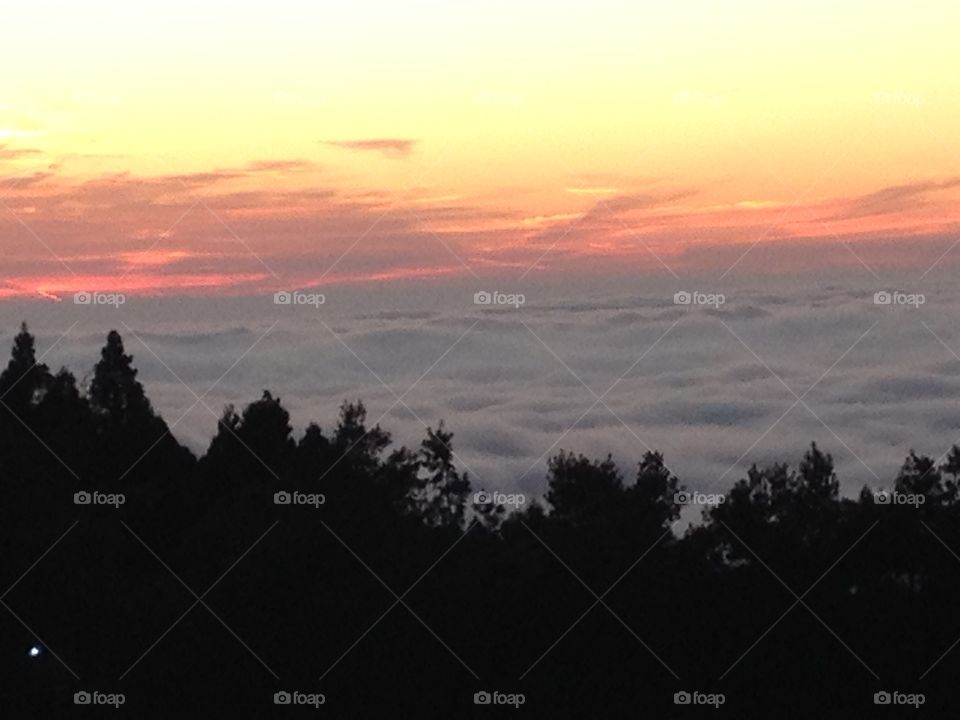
[5,274,959,505]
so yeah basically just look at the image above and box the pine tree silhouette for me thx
[2,322,960,717]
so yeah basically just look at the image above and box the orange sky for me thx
[2,0,959,298]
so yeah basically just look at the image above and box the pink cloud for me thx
[323,139,417,158]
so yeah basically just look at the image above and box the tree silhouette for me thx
[0,322,51,415]
[545,450,623,527]
[418,422,470,528]
[89,330,152,427]
[202,390,294,486]
[630,450,681,529]
[3,321,960,718]
[83,330,194,491]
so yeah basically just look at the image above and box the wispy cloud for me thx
[835,177,960,219]
[0,143,43,161]
[3,152,960,299]
[323,139,417,158]
[243,159,319,173]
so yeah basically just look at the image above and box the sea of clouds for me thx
[3,271,958,511]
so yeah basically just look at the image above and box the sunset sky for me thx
[2,0,959,298]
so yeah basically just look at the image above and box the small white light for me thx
[28,645,41,658]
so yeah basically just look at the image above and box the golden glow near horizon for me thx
[1,0,959,296]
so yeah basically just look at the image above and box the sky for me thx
[1,1,960,298]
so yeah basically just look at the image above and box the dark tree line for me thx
[2,323,960,717]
